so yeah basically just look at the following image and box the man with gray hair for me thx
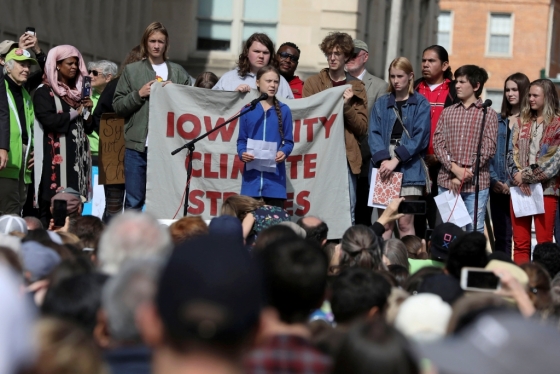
[96,258,162,374]
[87,60,118,165]
[97,211,172,275]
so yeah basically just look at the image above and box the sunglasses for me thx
[278,51,299,63]
[88,70,101,76]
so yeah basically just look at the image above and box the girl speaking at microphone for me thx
[237,65,294,208]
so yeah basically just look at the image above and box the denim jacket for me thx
[489,114,512,187]
[368,92,431,186]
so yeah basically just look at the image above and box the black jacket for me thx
[0,70,9,150]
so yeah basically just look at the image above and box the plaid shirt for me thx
[244,335,332,374]
[433,99,498,192]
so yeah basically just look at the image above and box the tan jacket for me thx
[303,68,368,174]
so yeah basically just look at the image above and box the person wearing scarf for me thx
[33,45,94,225]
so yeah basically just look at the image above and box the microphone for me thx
[245,93,269,108]
[481,99,492,108]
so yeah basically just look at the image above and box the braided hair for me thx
[256,65,284,143]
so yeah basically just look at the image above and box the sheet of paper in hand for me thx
[368,168,403,209]
[246,138,277,173]
[510,183,545,218]
[434,190,472,227]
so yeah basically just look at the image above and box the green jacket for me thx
[0,80,34,182]
[113,59,192,152]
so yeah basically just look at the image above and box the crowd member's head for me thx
[345,39,369,77]
[3,48,38,86]
[388,264,409,287]
[296,216,328,246]
[194,71,219,88]
[87,60,118,94]
[238,33,275,77]
[533,242,560,279]
[258,238,327,324]
[24,216,43,230]
[551,273,560,307]
[453,65,488,101]
[31,317,107,374]
[332,319,419,374]
[430,222,465,262]
[323,242,342,276]
[418,273,463,305]
[42,272,109,334]
[137,235,262,371]
[208,215,244,245]
[320,32,354,73]
[276,42,300,81]
[383,239,409,269]
[404,266,445,294]
[98,211,172,275]
[43,45,88,105]
[50,187,85,219]
[140,21,169,63]
[340,225,384,271]
[421,45,452,84]
[387,56,414,95]
[500,72,530,118]
[401,235,428,259]
[0,214,28,235]
[70,215,104,253]
[252,224,298,254]
[521,78,560,125]
[96,258,162,349]
[169,216,208,245]
[331,268,391,324]
[0,39,18,63]
[395,293,452,343]
[520,262,552,311]
[21,241,61,284]
[118,45,143,76]
[445,232,488,279]
[0,246,23,274]
[446,293,510,335]
[221,194,264,222]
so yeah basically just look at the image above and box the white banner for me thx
[146,83,351,238]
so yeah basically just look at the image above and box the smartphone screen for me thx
[82,76,92,98]
[398,201,426,215]
[53,200,67,227]
[461,268,500,291]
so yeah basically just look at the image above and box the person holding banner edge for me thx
[508,78,560,265]
[237,65,294,208]
[369,57,431,240]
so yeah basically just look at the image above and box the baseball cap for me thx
[0,215,28,235]
[353,39,369,54]
[208,215,243,245]
[485,260,528,287]
[156,234,263,344]
[21,241,61,282]
[0,40,17,56]
[4,48,37,65]
[395,293,452,343]
[430,222,465,261]
[418,311,560,374]
[51,187,86,215]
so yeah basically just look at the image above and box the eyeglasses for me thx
[351,51,367,60]
[88,70,101,76]
[278,51,299,63]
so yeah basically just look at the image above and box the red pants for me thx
[510,195,558,265]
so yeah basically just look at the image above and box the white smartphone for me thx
[460,267,501,292]
[25,27,35,36]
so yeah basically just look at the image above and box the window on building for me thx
[437,11,452,52]
[196,0,278,52]
[485,90,504,111]
[488,13,512,55]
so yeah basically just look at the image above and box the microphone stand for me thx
[171,102,260,217]
[472,104,489,231]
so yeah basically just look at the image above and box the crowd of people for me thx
[1,20,560,374]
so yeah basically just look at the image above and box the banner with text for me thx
[146,84,351,238]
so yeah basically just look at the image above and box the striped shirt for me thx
[433,99,498,192]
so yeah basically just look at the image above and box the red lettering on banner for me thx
[188,190,205,214]
[295,191,311,215]
[167,112,175,137]
[205,117,238,142]
[177,114,201,139]
[286,155,302,179]
[319,114,337,138]
[220,154,228,178]
[206,191,222,215]
[294,119,301,142]
[304,154,317,178]
[231,156,245,179]
[187,152,202,177]
[204,153,219,178]
[303,118,319,142]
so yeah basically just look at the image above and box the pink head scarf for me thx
[42,45,88,108]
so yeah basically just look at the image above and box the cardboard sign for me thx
[99,114,125,185]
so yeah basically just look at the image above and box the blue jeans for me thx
[438,187,489,233]
[124,148,147,211]
[348,164,357,225]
